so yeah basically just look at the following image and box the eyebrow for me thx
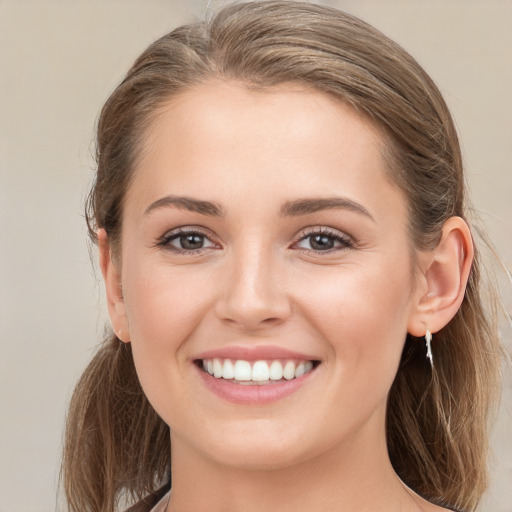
[280,197,374,221]
[144,194,373,221]
[145,195,225,217]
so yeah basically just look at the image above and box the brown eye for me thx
[309,234,336,251]
[295,229,352,253]
[176,233,206,250]
[161,230,217,253]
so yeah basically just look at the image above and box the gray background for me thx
[0,1,510,511]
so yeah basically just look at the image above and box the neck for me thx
[167,427,421,512]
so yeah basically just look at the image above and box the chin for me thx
[205,443,308,472]
[182,420,315,471]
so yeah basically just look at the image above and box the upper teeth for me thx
[201,358,314,382]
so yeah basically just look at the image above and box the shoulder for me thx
[403,485,465,512]
[123,484,170,512]
[419,500,465,512]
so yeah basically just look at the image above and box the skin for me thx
[100,81,473,511]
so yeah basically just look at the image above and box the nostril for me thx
[216,306,290,331]
[214,268,292,329]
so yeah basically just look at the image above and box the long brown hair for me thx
[62,2,502,511]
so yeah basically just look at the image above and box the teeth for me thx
[283,361,295,380]
[222,359,235,379]
[269,360,283,380]
[252,360,270,381]
[213,358,223,378]
[295,361,306,378]
[234,360,252,381]
[200,358,316,382]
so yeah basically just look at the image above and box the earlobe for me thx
[98,229,130,342]
[408,217,474,337]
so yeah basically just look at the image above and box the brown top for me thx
[124,484,170,512]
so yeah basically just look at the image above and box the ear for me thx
[408,216,474,337]
[98,229,130,342]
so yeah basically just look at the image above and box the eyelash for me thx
[293,227,354,254]
[156,228,218,255]
[156,226,354,255]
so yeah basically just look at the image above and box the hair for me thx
[62,2,503,511]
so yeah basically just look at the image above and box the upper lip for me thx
[193,345,319,362]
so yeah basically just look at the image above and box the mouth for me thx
[194,358,320,385]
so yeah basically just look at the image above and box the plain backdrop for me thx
[0,1,510,511]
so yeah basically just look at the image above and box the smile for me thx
[193,350,321,404]
[198,358,316,384]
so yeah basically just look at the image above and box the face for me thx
[108,81,425,470]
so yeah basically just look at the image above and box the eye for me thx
[294,228,353,253]
[158,229,218,253]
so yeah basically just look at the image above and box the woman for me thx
[62,2,503,511]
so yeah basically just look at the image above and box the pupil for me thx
[181,234,203,250]
[310,234,333,250]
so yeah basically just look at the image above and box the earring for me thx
[425,329,433,368]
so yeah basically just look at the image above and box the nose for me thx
[215,244,292,332]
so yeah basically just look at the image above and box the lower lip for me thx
[195,364,317,405]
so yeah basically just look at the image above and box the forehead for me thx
[143,81,384,160]
[126,81,405,223]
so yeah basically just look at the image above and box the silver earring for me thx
[425,329,433,368]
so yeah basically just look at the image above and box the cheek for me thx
[294,257,413,374]
[288,261,414,437]
[119,260,223,429]
[121,260,216,373]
